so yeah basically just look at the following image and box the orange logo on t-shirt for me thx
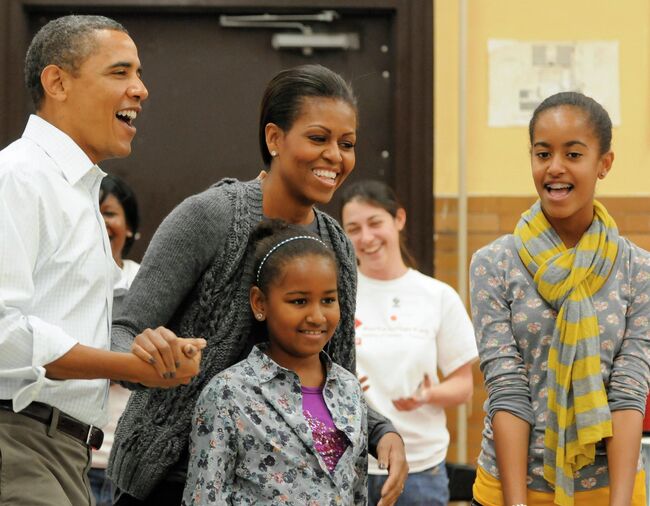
[355,318,362,328]
[390,314,397,321]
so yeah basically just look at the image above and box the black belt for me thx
[0,399,103,450]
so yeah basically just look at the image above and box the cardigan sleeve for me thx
[111,187,232,353]
[607,242,650,413]
[470,242,535,425]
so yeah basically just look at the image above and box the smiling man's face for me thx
[58,29,148,164]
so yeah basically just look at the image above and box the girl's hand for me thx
[376,432,408,506]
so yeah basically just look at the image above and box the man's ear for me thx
[40,64,69,103]
[250,285,267,321]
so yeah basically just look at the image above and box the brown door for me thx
[2,1,432,272]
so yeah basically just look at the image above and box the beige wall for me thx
[435,0,650,197]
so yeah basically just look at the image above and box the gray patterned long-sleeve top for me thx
[182,345,368,505]
[470,234,650,493]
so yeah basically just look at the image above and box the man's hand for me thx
[376,432,408,506]
[131,326,206,379]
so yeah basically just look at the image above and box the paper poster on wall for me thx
[488,39,620,127]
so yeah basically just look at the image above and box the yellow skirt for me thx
[472,466,646,506]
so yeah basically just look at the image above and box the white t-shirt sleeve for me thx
[435,284,478,378]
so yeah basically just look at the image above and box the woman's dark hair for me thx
[339,179,417,269]
[99,174,139,255]
[528,91,612,155]
[258,64,357,166]
[250,219,336,293]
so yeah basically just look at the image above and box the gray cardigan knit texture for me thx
[107,178,394,499]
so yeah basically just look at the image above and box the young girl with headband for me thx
[470,92,650,506]
[182,220,368,505]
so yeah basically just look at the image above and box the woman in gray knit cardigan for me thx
[107,64,408,506]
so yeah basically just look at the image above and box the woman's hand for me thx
[375,432,408,506]
[359,374,370,392]
[131,326,206,379]
[393,364,474,411]
[392,373,432,411]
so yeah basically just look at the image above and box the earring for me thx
[270,150,277,157]
[255,313,264,321]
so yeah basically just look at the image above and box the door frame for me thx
[0,0,434,274]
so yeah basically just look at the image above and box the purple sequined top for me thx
[302,386,349,473]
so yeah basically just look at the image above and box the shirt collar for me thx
[249,343,335,384]
[22,114,99,186]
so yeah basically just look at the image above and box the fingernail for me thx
[148,357,155,365]
[171,372,176,378]
[163,372,171,379]
[378,462,387,470]
[175,361,181,368]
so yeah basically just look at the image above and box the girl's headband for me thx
[256,235,327,285]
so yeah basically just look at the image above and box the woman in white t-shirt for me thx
[341,180,478,506]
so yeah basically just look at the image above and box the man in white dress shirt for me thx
[0,15,204,505]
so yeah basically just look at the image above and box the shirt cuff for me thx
[5,316,78,411]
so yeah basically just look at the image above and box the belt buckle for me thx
[85,424,95,447]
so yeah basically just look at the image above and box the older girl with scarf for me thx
[470,92,650,506]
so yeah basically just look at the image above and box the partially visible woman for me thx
[108,65,407,506]
[470,92,650,506]
[89,174,140,506]
[100,174,140,314]
[341,180,478,506]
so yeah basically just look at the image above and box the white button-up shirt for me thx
[0,114,118,427]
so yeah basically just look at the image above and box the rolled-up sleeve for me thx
[608,247,650,413]
[470,247,535,425]
[0,170,77,407]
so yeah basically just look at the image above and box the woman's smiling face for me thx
[342,198,405,279]
[100,192,130,265]
[267,97,357,207]
[531,105,613,242]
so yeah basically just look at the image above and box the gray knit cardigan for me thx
[107,178,395,499]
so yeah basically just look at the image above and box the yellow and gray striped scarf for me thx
[514,200,618,506]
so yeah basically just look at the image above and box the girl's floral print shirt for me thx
[182,344,368,505]
[470,235,650,493]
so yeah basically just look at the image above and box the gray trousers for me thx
[0,409,94,506]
